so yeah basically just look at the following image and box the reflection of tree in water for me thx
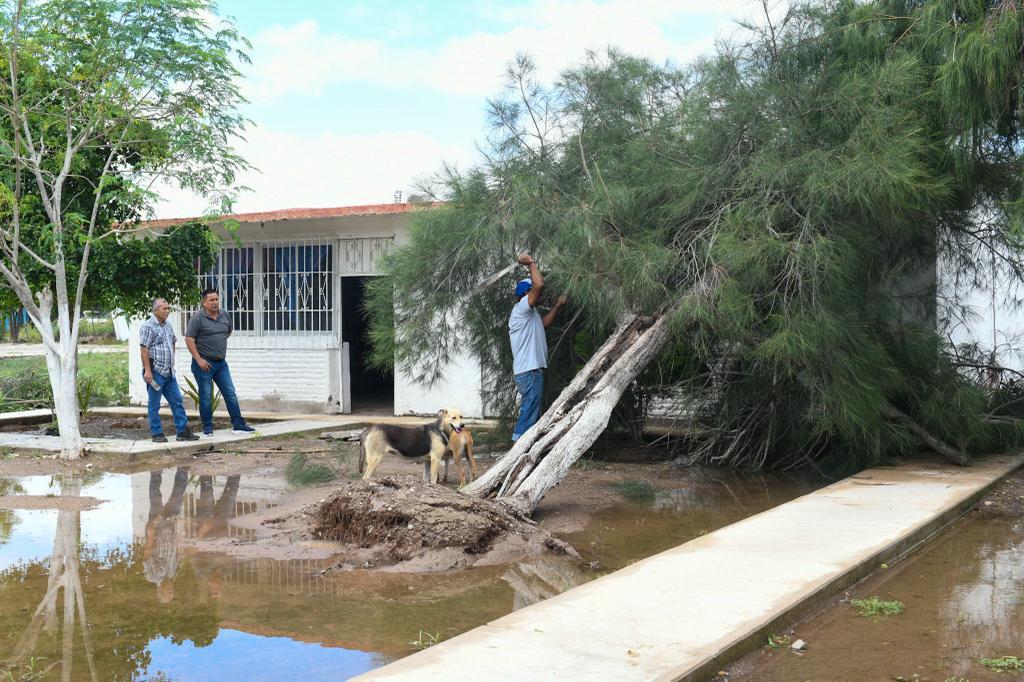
[0,473,221,681]
[936,518,1024,678]
[501,558,589,611]
[0,478,26,545]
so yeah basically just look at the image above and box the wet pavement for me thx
[0,467,818,681]
[732,512,1024,681]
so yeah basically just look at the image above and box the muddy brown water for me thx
[0,467,816,681]
[730,512,1024,682]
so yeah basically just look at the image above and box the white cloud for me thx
[245,0,754,101]
[152,125,473,219]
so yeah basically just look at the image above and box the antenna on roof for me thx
[393,190,403,204]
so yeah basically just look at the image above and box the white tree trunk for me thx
[46,344,82,460]
[465,312,671,514]
[31,289,83,459]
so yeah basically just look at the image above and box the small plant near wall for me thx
[182,376,222,414]
[850,596,905,618]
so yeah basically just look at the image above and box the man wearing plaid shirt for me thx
[140,298,198,443]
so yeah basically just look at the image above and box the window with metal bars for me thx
[191,239,334,335]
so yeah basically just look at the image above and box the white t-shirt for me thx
[509,297,548,375]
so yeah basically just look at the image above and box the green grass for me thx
[285,452,336,486]
[850,596,905,618]
[765,633,791,648]
[0,353,127,413]
[980,656,1024,672]
[610,479,656,503]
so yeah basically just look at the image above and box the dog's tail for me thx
[358,429,367,475]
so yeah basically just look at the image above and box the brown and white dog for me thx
[359,408,471,484]
[442,418,477,486]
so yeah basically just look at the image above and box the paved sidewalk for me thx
[0,343,126,358]
[359,454,1024,682]
[0,409,498,457]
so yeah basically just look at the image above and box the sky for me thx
[153,0,766,220]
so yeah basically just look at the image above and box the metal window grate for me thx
[191,237,335,335]
[262,240,334,333]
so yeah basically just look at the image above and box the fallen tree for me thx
[465,312,671,512]
[367,0,1024,495]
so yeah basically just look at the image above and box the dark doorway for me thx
[341,276,393,411]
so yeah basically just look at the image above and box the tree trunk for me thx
[33,290,83,459]
[465,312,671,514]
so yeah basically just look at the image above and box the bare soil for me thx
[974,466,1024,516]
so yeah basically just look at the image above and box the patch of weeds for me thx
[850,596,905,618]
[610,479,655,503]
[410,630,442,650]
[285,452,336,486]
[981,656,1024,672]
[765,633,791,648]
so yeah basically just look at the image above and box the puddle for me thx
[0,466,818,680]
[732,513,1024,681]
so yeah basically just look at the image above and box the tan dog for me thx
[442,420,477,486]
[359,408,465,484]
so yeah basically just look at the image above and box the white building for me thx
[127,203,486,417]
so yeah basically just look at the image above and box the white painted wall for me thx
[128,321,340,411]
[394,350,485,418]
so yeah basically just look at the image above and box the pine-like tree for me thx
[366,0,1024,511]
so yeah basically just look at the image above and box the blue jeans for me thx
[191,359,246,432]
[145,372,189,436]
[512,369,544,441]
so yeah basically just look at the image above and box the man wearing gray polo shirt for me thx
[185,289,254,436]
[509,253,566,441]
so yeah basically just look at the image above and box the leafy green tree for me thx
[368,0,1024,511]
[0,0,249,458]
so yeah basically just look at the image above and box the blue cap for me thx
[515,278,532,298]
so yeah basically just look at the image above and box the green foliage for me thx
[980,656,1024,673]
[365,1,1024,470]
[182,375,221,414]
[285,453,336,486]
[765,633,791,649]
[609,479,656,503]
[0,354,127,412]
[851,596,905,618]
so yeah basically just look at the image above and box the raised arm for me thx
[518,253,544,307]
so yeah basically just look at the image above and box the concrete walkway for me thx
[0,408,499,457]
[0,343,126,357]
[359,454,1024,682]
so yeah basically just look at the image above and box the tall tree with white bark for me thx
[368,0,1024,513]
[0,0,249,458]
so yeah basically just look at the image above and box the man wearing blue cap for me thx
[509,253,566,441]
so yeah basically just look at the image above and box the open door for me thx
[341,276,394,413]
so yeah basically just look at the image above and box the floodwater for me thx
[0,466,816,681]
[733,513,1024,681]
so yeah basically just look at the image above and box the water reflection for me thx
[0,465,819,681]
[737,515,1024,681]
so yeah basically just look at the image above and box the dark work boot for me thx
[176,429,200,442]
[152,434,168,443]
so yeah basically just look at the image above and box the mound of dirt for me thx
[308,475,578,572]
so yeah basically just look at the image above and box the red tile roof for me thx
[141,202,440,229]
